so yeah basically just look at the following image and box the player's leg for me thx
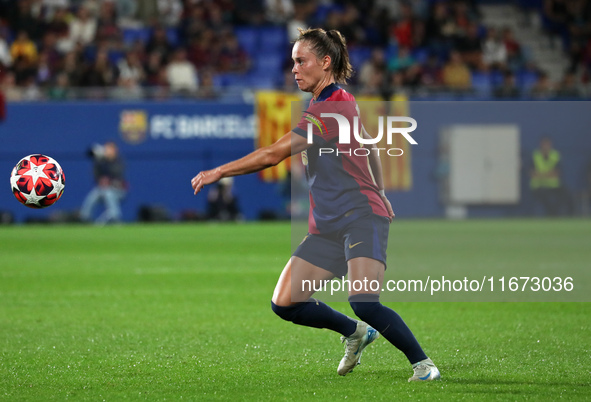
[79,187,101,222]
[101,187,123,223]
[271,256,358,337]
[347,258,439,381]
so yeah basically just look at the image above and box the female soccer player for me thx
[191,28,440,382]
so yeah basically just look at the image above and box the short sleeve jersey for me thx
[292,83,388,234]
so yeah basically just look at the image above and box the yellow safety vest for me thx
[530,149,560,189]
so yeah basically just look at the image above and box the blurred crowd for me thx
[0,0,589,101]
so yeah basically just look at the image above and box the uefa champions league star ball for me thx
[10,154,65,209]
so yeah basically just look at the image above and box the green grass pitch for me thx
[0,220,589,400]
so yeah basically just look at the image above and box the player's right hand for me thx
[381,194,395,223]
[191,168,223,195]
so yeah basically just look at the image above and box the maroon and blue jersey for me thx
[292,83,389,234]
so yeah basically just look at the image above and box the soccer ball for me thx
[10,154,65,209]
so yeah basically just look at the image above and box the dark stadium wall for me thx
[1,101,590,223]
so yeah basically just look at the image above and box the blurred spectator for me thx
[502,27,523,72]
[198,68,219,99]
[529,71,555,99]
[10,30,38,65]
[207,177,242,221]
[564,0,591,72]
[158,0,184,27]
[287,2,309,42]
[113,75,144,100]
[181,3,207,41]
[0,29,13,70]
[2,72,23,101]
[42,0,71,19]
[425,2,456,56]
[451,0,476,38]
[265,0,294,25]
[217,33,250,73]
[68,6,97,49]
[280,68,298,93]
[481,27,507,71]
[46,7,71,51]
[529,137,573,216]
[390,2,416,49]
[36,51,54,87]
[420,53,443,88]
[456,22,483,71]
[8,0,43,41]
[340,3,364,46]
[79,48,116,87]
[22,76,44,101]
[358,48,386,89]
[146,26,174,64]
[555,71,582,98]
[359,68,386,97]
[388,70,409,97]
[144,50,166,86]
[542,0,569,45]
[165,48,198,93]
[493,70,521,98]
[117,50,145,84]
[137,0,159,26]
[388,46,415,72]
[404,63,423,90]
[442,50,471,91]
[80,141,127,224]
[0,78,5,122]
[95,1,121,48]
[115,0,139,28]
[187,29,216,70]
[39,31,62,74]
[61,50,84,87]
[48,72,72,100]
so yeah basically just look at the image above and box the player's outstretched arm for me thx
[191,131,310,195]
[362,126,395,222]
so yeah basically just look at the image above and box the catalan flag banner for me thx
[255,91,301,182]
[356,95,413,191]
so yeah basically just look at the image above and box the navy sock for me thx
[348,294,428,364]
[271,299,357,337]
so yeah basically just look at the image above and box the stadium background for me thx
[0,0,590,222]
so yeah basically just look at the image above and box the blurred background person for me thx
[529,137,573,216]
[80,141,127,224]
[206,177,242,221]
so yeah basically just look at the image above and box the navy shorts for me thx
[293,214,390,278]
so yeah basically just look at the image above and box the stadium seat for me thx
[166,28,179,47]
[122,28,151,46]
[253,52,284,74]
[259,27,287,51]
[411,47,429,64]
[471,71,492,97]
[216,73,248,88]
[234,26,259,54]
[108,50,125,64]
[348,46,372,70]
[517,70,539,93]
[249,75,277,89]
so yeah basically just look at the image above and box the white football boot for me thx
[337,321,380,376]
[408,358,441,382]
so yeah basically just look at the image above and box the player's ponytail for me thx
[295,28,353,84]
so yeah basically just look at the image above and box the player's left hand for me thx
[381,194,395,223]
[191,168,223,195]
